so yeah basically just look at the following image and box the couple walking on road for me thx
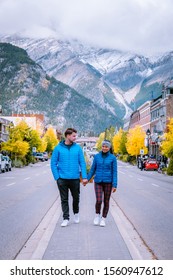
[51,128,117,228]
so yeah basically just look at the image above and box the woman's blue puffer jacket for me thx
[87,151,117,188]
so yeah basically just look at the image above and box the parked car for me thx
[88,148,98,158]
[144,159,159,171]
[3,155,12,171]
[0,153,6,173]
[43,152,49,161]
[34,152,45,162]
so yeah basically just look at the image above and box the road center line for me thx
[6,182,16,186]
[119,171,126,174]
[24,177,30,180]
[152,183,160,187]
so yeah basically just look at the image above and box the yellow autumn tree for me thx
[28,129,42,152]
[161,118,173,159]
[96,132,105,151]
[12,140,29,157]
[39,137,47,152]
[113,128,123,154]
[43,126,58,153]
[126,125,148,157]
[2,121,30,157]
[2,140,29,158]
[10,120,31,142]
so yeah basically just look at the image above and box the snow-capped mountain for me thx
[0,42,122,134]
[1,35,173,123]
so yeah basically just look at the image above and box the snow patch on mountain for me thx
[124,83,142,103]
[1,34,173,123]
[105,80,132,119]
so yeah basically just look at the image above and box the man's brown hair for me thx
[64,128,77,137]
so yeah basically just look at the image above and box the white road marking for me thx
[119,171,126,174]
[24,177,30,180]
[3,177,15,179]
[152,183,160,187]
[137,178,143,181]
[6,182,16,186]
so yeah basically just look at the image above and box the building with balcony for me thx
[1,114,45,135]
[138,101,151,132]
[126,84,173,157]
[150,85,173,157]
[128,110,140,129]
[0,117,12,143]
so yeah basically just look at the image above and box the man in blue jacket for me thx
[51,128,87,227]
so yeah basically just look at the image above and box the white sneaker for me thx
[93,214,100,225]
[74,213,80,223]
[61,219,69,227]
[100,217,106,227]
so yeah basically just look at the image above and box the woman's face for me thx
[102,145,110,153]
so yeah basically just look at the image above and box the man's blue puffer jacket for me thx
[51,141,87,180]
[87,151,117,188]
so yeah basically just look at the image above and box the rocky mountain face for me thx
[1,35,173,133]
[0,36,131,118]
[0,43,122,134]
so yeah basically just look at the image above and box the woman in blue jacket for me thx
[87,140,117,227]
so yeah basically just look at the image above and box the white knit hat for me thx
[102,140,111,148]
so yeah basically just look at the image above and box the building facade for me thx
[0,117,12,143]
[127,85,173,157]
[2,114,45,135]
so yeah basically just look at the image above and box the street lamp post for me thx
[146,129,151,156]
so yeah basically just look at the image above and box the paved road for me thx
[0,161,58,260]
[0,160,173,260]
[113,161,173,259]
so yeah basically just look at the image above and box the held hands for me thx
[82,179,88,186]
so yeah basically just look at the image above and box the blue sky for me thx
[0,0,173,55]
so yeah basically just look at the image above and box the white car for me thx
[43,152,49,161]
[0,153,6,173]
[3,155,12,171]
[34,152,45,162]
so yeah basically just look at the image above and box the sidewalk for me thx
[42,183,132,260]
[17,182,152,260]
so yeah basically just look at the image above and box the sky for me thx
[0,0,173,55]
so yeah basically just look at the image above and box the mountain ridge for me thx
[1,35,173,131]
[0,42,122,134]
